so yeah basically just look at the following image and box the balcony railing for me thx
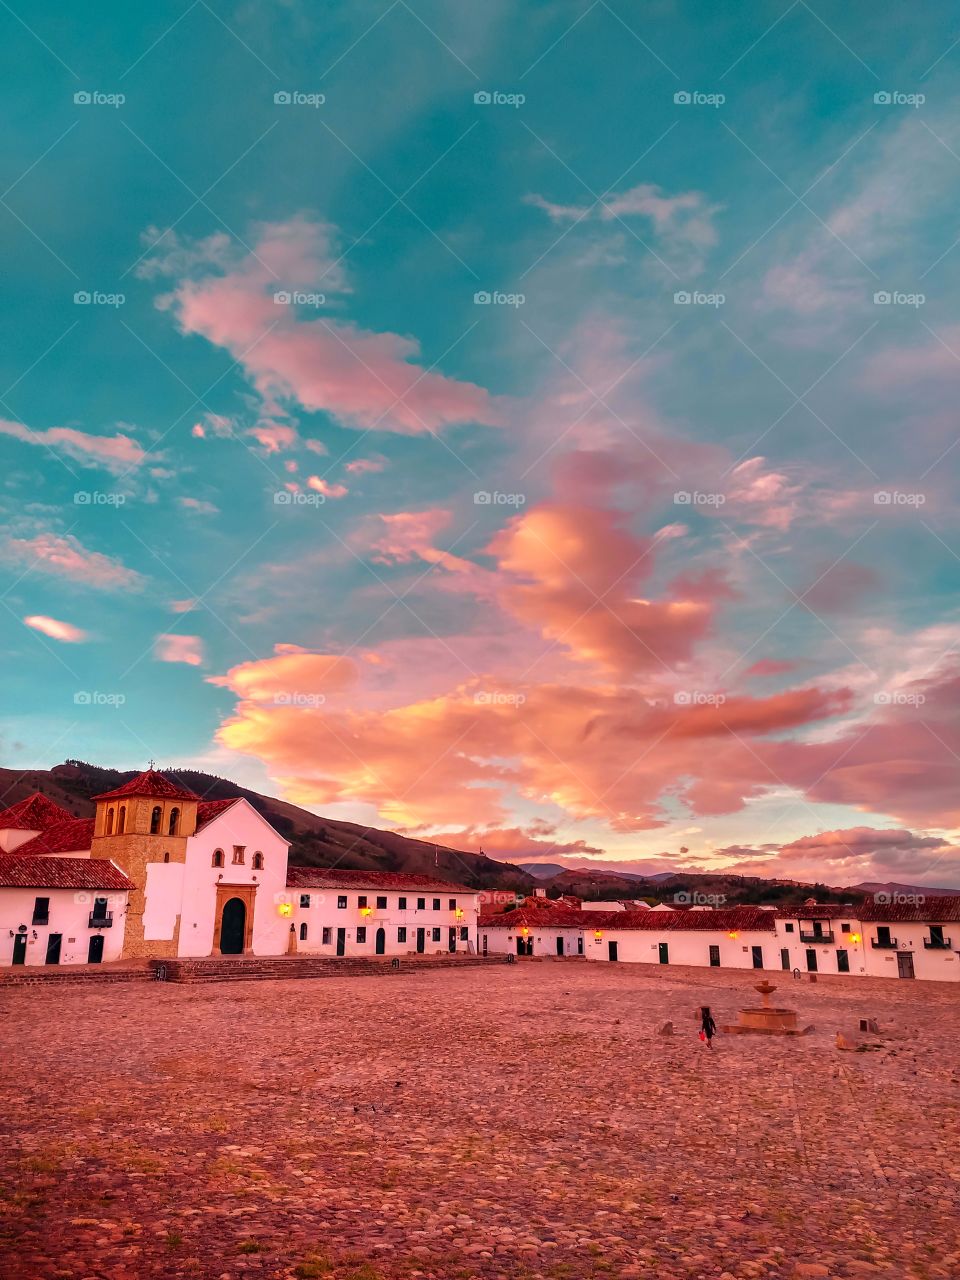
[871,936,898,949]
[89,912,113,929]
[924,936,952,950]
[799,929,835,944]
[31,913,49,926]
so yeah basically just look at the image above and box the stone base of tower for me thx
[120,913,182,960]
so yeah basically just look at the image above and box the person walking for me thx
[700,1005,717,1048]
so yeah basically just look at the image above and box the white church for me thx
[0,768,480,967]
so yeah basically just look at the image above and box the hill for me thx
[0,761,535,893]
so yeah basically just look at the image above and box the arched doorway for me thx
[375,927,386,955]
[220,897,246,954]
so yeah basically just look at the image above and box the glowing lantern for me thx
[520,926,529,937]
[727,930,738,940]
[594,929,603,941]
[850,932,861,944]
[360,906,372,917]
[455,908,464,920]
[278,902,292,918]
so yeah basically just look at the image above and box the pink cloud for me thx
[178,496,220,515]
[23,615,90,643]
[0,533,144,592]
[745,659,800,678]
[161,218,501,434]
[344,455,388,475]
[307,476,348,499]
[0,418,146,472]
[154,634,204,666]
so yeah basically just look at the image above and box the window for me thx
[398,927,407,943]
[150,806,162,834]
[212,849,224,868]
[92,897,109,923]
[432,927,441,942]
[358,895,368,908]
[117,806,125,834]
[168,807,179,836]
[299,923,308,941]
[433,898,441,911]
[232,845,245,865]
[376,895,387,909]
[398,897,407,910]
[417,897,426,910]
[449,899,456,911]
[841,922,850,933]
[105,808,115,835]
[338,896,347,909]
[877,925,892,945]
[784,922,794,933]
[357,927,367,944]
[300,894,311,908]
[32,897,50,926]
[252,852,264,870]
[163,851,170,864]
[930,924,945,945]
[322,927,331,945]
[460,926,469,941]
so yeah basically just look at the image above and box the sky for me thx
[2,1,960,888]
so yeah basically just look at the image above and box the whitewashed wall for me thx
[0,886,127,965]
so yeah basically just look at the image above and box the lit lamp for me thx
[455,908,464,921]
[520,927,529,937]
[727,931,738,940]
[850,932,861,944]
[360,907,372,917]
[594,929,603,941]
[278,902,292,918]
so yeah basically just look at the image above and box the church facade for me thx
[0,769,480,966]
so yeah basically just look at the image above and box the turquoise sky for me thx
[3,2,960,885]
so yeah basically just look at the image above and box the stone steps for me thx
[152,953,498,984]
[0,964,154,988]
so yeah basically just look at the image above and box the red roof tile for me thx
[16,818,94,855]
[286,866,473,893]
[0,855,133,890]
[195,798,241,831]
[94,769,199,802]
[861,896,960,924]
[0,792,73,832]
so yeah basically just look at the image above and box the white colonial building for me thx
[0,770,478,967]
[479,895,960,982]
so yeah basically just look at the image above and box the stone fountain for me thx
[722,978,813,1036]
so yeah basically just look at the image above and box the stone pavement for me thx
[1,962,958,1280]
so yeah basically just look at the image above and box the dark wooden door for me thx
[897,952,915,979]
[416,927,425,953]
[375,927,386,955]
[806,948,817,972]
[709,944,720,967]
[219,899,245,954]
[658,942,669,965]
[577,936,583,955]
[556,936,564,956]
[448,927,457,953]
[87,935,105,964]
[45,934,62,965]
[336,928,346,956]
[752,946,764,969]
[608,940,618,962]
[781,948,790,970]
[12,934,27,965]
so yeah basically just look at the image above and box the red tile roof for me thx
[480,906,777,932]
[0,855,133,890]
[16,818,95,855]
[94,769,199,802]
[195,798,241,831]
[861,896,960,924]
[774,904,858,920]
[0,792,74,832]
[286,866,473,893]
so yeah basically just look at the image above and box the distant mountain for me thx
[849,880,960,897]
[517,862,570,879]
[0,761,536,893]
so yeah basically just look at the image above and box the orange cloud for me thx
[23,615,90,643]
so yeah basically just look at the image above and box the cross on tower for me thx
[147,758,156,770]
